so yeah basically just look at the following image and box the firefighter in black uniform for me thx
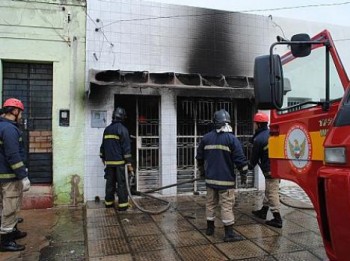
[100,107,133,210]
[196,109,248,242]
[250,112,282,228]
[0,98,30,252]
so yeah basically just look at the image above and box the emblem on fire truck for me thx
[284,124,312,174]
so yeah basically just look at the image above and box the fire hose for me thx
[125,169,201,214]
[125,169,313,214]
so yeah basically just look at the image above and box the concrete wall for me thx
[0,0,87,205]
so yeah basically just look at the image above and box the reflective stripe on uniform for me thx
[118,202,129,208]
[124,154,132,159]
[11,161,24,170]
[0,173,17,179]
[206,179,235,186]
[104,135,120,140]
[204,145,231,152]
[263,145,268,151]
[105,160,125,165]
[105,200,114,206]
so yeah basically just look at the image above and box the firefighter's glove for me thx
[240,165,248,186]
[248,163,254,171]
[127,164,134,174]
[240,174,247,186]
[22,177,31,192]
[198,165,205,179]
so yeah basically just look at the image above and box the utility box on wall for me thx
[91,110,107,128]
[59,110,70,127]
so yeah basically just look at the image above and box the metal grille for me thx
[137,97,160,192]
[177,97,255,193]
[2,62,53,184]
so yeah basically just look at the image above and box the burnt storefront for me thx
[87,70,255,197]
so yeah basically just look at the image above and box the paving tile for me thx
[123,221,162,236]
[266,219,308,235]
[87,225,124,240]
[118,212,154,225]
[87,238,129,257]
[286,231,325,249]
[176,244,228,261]
[157,217,195,232]
[86,208,116,218]
[128,234,171,252]
[215,240,268,260]
[165,230,209,247]
[235,224,279,239]
[274,250,322,261]
[86,215,120,228]
[89,254,133,261]
[133,249,181,261]
[251,236,304,254]
[309,246,328,260]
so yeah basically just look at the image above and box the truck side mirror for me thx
[254,54,284,109]
[284,77,291,94]
[291,34,311,57]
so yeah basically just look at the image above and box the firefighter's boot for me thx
[266,212,283,228]
[12,225,27,240]
[252,206,269,219]
[206,220,215,236]
[223,225,243,242]
[0,232,25,252]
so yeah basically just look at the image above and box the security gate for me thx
[177,97,254,193]
[2,62,53,184]
[114,95,160,192]
[136,97,160,192]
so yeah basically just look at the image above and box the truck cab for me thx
[254,30,350,261]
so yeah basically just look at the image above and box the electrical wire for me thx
[98,1,350,30]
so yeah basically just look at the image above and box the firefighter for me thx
[0,98,30,252]
[0,107,24,226]
[100,107,134,210]
[196,109,248,242]
[250,112,282,228]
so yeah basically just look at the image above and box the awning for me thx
[88,69,254,98]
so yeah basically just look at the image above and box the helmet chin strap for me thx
[10,109,20,123]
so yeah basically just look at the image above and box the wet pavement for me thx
[0,189,327,261]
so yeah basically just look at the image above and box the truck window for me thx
[281,47,343,111]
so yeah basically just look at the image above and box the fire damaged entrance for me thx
[177,97,255,193]
[115,94,254,195]
[114,95,160,192]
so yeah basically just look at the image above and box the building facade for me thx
[2,0,349,206]
[0,0,86,207]
[85,0,350,201]
[84,0,274,200]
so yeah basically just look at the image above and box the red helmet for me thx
[3,98,24,111]
[253,112,269,122]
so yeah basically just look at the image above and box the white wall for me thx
[85,0,350,199]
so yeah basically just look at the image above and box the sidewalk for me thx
[0,207,85,261]
[0,190,327,261]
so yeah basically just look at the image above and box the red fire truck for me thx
[254,30,350,261]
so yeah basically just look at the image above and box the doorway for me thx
[2,61,53,183]
[114,95,160,192]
